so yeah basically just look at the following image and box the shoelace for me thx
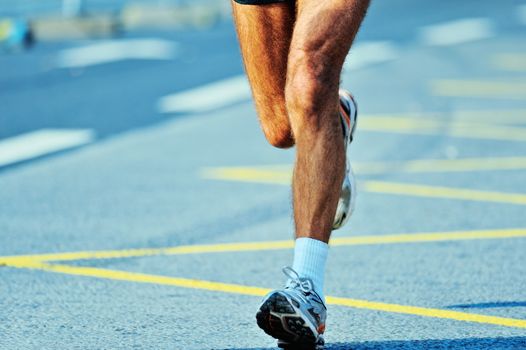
[282,266,313,294]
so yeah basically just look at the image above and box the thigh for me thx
[290,0,370,74]
[231,0,296,148]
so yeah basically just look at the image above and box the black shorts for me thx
[233,0,293,4]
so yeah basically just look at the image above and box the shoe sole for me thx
[256,292,321,349]
[332,90,358,230]
[339,90,358,143]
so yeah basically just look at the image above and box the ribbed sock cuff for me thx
[292,237,329,301]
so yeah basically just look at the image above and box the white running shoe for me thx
[256,267,326,349]
[332,90,358,230]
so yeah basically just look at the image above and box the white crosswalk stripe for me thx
[419,18,495,46]
[0,129,95,167]
[345,41,399,71]
[157,75,251,114]
[56,39,179,68]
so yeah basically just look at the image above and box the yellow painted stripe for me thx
[1,228,524,264]
[1,240,295,263]
[357,157,526,174]
[450,124,526,142]
[330,228,526,246]
[360,117,526,142]
[7,261,526,329]
[5,260,270,296]
[364,181,526,205]
[362,110,526,125]
[203,167,526,206]
[452,109,526,124]
[202,167,290,184]
[493,54,526,72]
[326,296,526,329]
[431,80,526,99]
[0,21,12,40]
[204,156,526,177]
[360,117,443,130]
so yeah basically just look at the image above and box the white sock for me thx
[291,237,329,302]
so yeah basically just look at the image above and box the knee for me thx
[253,97,294,149]
[285,48,339,134]
[285,49,330,116]
[262,124,295,149]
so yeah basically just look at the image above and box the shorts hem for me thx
[233,0,292,5]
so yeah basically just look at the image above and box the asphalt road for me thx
[1,0,526,349]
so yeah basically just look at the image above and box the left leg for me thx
[231,1,296,149]
[287,0,370,242]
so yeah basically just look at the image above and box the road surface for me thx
[1,1,526,349]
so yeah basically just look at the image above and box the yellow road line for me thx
[202,167,290,184]
[205,156,526,176]
[364,181,526,205]
[443,124,526,142]
[451,124,526,142]
[326,296,526,329]
[452,109,526,124]
[431,80,526,99]
[493,54,526,72]
[360,117,526,142]
[360,116,443,130]
[356,157,526,174]
[6,260,526,329]
[447,110,526,124]
[1,228,525,264]
[0,240,295,263]
[330,228,526,246]
[363,110,526,125]
[27,261,269,296]
[203,167,526,205]
[229,155,526,175]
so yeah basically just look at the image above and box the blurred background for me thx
[1,1,526,349]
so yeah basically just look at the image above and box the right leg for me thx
[254,0,369,348]
[231,0,295,148]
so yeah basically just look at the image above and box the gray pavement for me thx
[1,0,526,349]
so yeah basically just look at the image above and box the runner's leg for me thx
[231,1,296,148]
[286,0,370,242]
[237,0,371,344]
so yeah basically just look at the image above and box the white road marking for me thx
[158,75,251,114]
[518,4,526,25]
[419,18,495,46]
[56,39,178,68]
[345,41,399,70]
[0,129,95,167]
